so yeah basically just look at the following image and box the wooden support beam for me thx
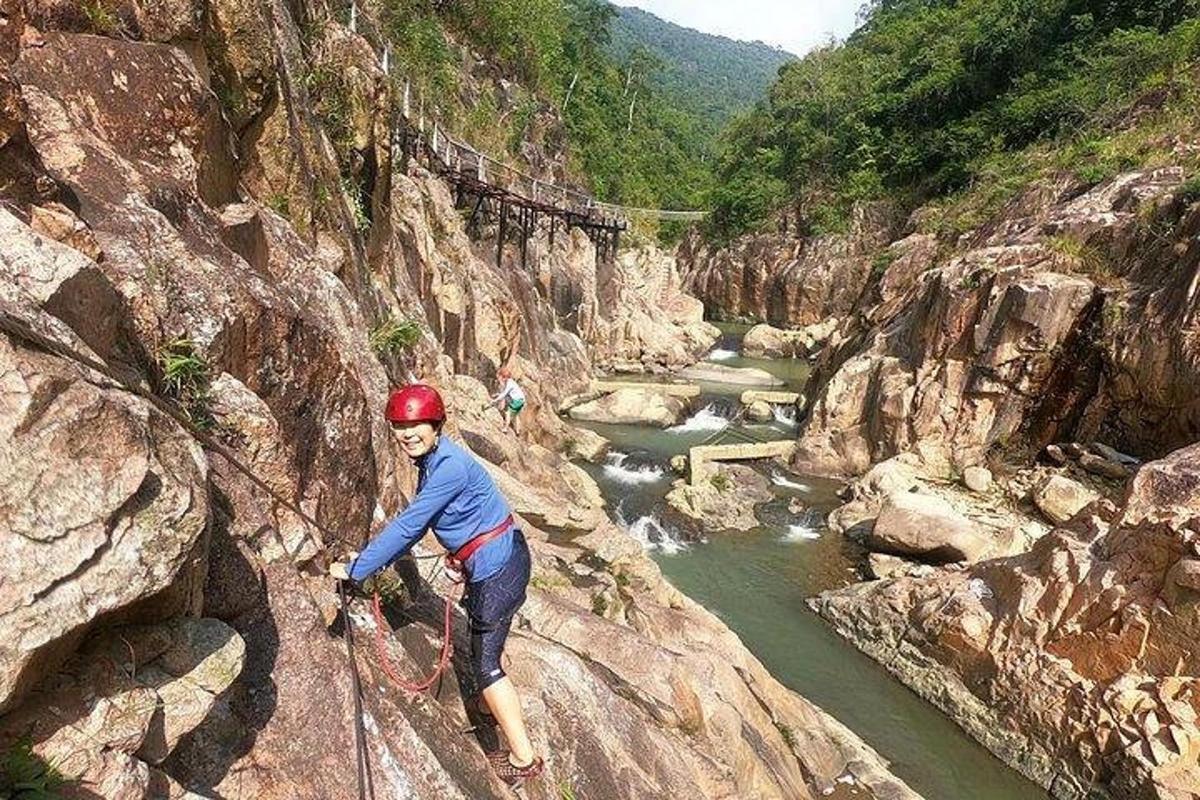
[496,200,507,267]
[520,206,529,269]
[467,193,485,235]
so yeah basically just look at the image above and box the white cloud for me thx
[613,0,863,56]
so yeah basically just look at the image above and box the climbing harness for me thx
[446,513,514,570]
[367,513,513,693]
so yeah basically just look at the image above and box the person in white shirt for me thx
[488,367,526,432]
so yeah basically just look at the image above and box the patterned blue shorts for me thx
[463,530,530,691]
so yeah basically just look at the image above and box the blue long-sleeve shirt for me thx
[349,435,515,583]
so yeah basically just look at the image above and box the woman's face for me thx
[391,421,438,459]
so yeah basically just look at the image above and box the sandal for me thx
[487,751,544,783]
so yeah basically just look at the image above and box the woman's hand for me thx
[329,551,358,581]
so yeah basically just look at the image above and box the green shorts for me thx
[506,398,525,414]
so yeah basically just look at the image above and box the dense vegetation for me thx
[708,0,1200,241]
[608,5,794,137]
[372,0,742,225]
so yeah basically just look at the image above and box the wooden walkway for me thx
[343,1,706,264]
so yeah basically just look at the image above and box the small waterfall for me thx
[615,506,688,554]
[781,508,825,542]
[772,404,797,426]
[707,347,738,362]
[667,403,732,434]
[602,451,667,485]
[771,471,811,492]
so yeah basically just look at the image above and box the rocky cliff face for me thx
[676,204,898,325]
[678,167,1200,477]
[811,444,1200,800]
[784,169,1200,477]
[0,3,913,798]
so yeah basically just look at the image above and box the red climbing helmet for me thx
[385,384,446,424]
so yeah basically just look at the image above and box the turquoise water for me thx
[571,327,1048,800]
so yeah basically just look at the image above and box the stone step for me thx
[740,389,800,405]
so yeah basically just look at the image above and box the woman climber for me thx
[487,367,526,432]
[330,384,543,783]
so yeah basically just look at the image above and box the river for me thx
[571,322,1047,800]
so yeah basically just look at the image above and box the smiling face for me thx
[391,420,439,459]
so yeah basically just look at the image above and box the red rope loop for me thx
[369,581,460,693]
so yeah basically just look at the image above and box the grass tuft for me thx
[158,337,215,431]
[1,739,65,800]
[1046,234,1115,280]
[369,317,423,357]
[1180,175,1200,205]
[709,472,731,493]
[80,0,121,36]
[775,721,797,749]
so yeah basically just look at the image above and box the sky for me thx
[612,0,863,57]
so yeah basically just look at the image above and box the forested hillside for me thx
[379,0,730,217]
[708,0,1200,240]
[608,4,795,136]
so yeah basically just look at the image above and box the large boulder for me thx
[0,326,209,713]
[810,441,1200,798]
[134,618,247,764]
[1121,441,1200,527]
[742,319,839,359]
[567,388,690,427]
[664,464,774,533]
[1032,474,1100,524]
[867,490,992,563]
[742,323,803,358]
[0,618,244,794]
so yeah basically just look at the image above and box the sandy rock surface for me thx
[566,387,691,427]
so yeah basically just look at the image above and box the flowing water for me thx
[572,322,1048,800]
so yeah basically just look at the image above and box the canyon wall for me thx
[0,3,914,799]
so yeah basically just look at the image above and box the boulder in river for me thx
[746,399,773,422]
[677,362,784,387]
[567,388,690,427]
[664,464,774,532]
[866,490,993,563]
[743,319,840,359]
